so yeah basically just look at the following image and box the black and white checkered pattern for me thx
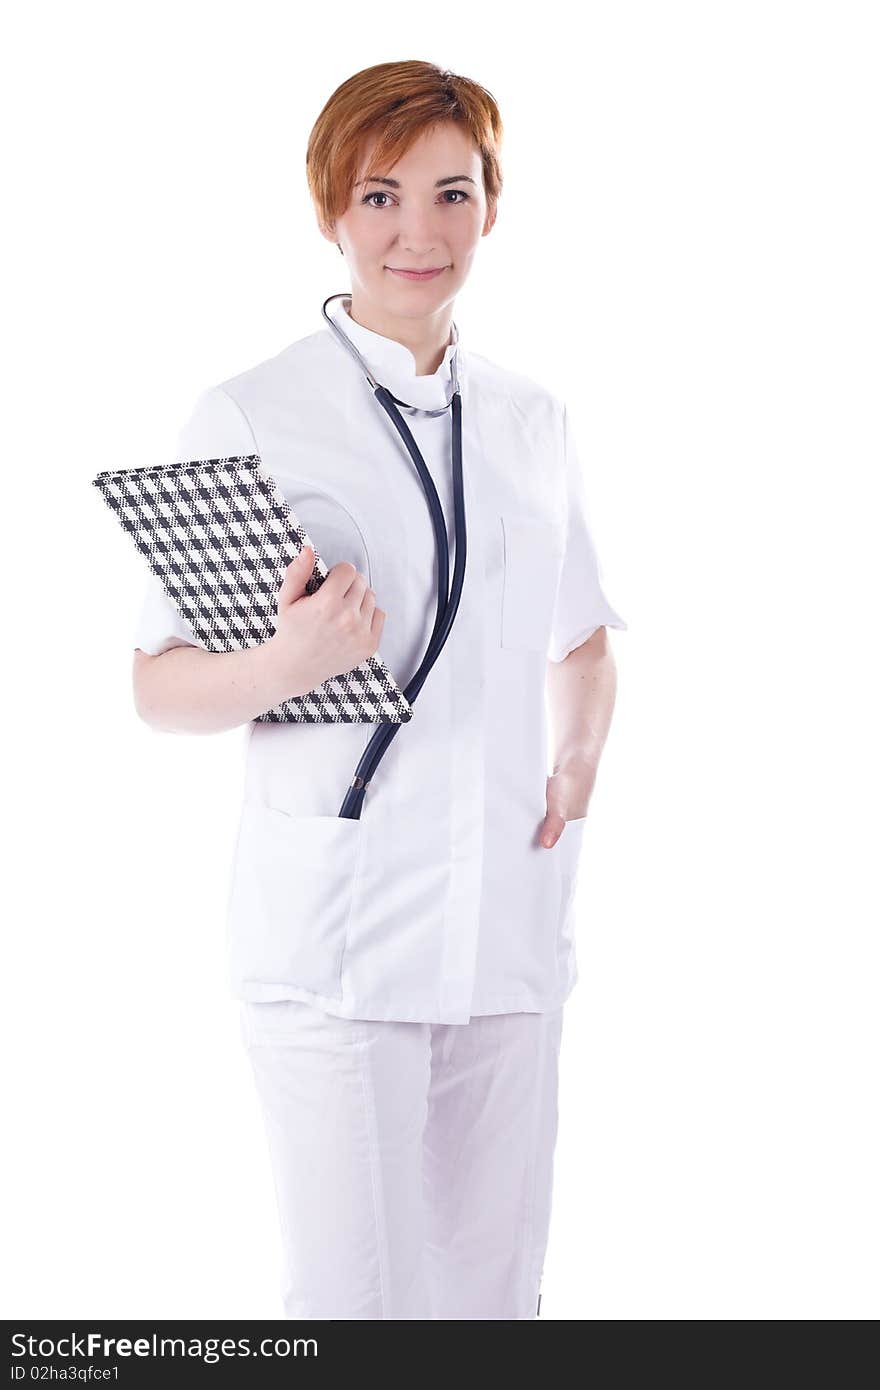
[93,454,413,724]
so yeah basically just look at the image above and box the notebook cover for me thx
[92,454,413,724]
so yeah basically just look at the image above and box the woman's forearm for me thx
[545,626,619,773]
[132,638,295,735]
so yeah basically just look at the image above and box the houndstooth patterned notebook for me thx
[92,454,413,724]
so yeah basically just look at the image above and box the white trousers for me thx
[239,999,565,1320]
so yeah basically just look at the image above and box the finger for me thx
[278,545,314,606]
[539,811,566,848]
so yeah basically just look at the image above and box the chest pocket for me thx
[500,513,565,653]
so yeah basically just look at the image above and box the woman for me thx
[132,60,626,1320]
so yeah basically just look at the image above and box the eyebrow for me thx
[355,174,477,189]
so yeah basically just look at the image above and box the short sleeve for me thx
[547,401,628,663]
[132,386,258,656]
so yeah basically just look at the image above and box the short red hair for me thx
[306,60,504,234]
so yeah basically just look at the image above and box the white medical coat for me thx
[133,297,627,1023]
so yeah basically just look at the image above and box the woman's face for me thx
[326,120,495,321]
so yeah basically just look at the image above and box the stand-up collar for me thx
[327,294,462,412]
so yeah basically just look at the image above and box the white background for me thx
[3,1,878,1320]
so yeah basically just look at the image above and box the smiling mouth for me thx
[386,266,448,278]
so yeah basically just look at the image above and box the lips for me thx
[386,267,448,281]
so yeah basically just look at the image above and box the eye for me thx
[361,189,471,208]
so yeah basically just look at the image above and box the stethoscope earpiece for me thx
[320,292,460,415]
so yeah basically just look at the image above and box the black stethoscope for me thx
[320,292,467,821]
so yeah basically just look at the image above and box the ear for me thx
[482,205,498,238]
[317,218,339,246]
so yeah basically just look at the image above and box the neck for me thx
[346,293,453,377]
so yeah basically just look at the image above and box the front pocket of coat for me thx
[226,804,364,1001]
[500,514,564,652]
[558,816,587,947]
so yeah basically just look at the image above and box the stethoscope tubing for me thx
[317,294,466,820]
[338,387,466,818]
[321,292,461,407]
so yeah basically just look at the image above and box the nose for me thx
[394,207,443,255]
